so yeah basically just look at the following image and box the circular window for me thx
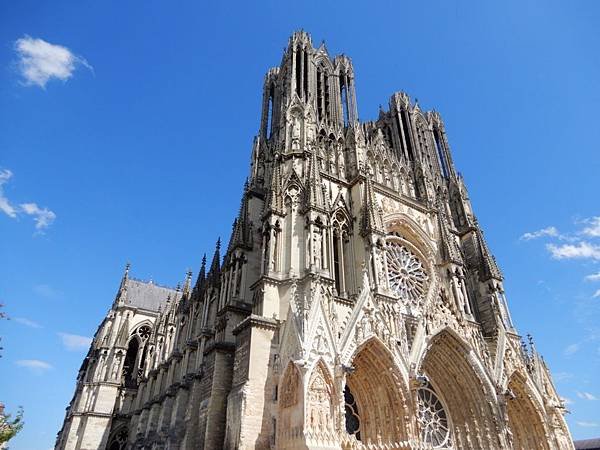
[417,385,452,448]
[386,242,429,304]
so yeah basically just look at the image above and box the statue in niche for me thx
[313,229,322,269]
[291,115,301,151]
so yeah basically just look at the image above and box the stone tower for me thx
[57,31,574,450]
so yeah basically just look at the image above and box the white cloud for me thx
[58,332,92,351]
[520,226,559,241]
[16,359,53,373]
[594,289,600,299]
[15,36,92,88]
[582,217,600,238]
[564,343,580,356]
[14,317,42,328]
[546,242,600,260]
[576,421,599,428]
[585,272,600,282]
[0,168,56,231]
[0,169,17,218]
[20,202,56,230]
[577,391,598,401]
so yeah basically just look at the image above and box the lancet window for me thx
[122,324,153,387]
[434,128,449,178]
[331,211,351,296]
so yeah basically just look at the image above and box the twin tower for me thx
[56,31,573,450]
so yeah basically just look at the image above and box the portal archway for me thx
[419,329,501,449]
[343,337,410,448]
[507,372,550,450]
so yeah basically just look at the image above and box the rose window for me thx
[417,384,452,449]
[137,325,152,341]
[386,242,428,303]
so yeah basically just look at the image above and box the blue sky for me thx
[1,0,599,448]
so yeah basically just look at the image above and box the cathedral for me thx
[55,31,574,450]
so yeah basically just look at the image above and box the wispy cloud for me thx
[0,169,18,218]
[13,317,42,328]
[585,272,600,282]
[58,332,92,351]
[33,284,62,299]
[16,359,53,373]
[594,289,600,299]
[20,202,56,230]
[576,421,599,428]
[564,343,580,356]
[582,217,600,238]
[520,226,559,241]
[0,169,56,232]
[577,391,598,401]
[546,242,600,260]
[15,36,92,88]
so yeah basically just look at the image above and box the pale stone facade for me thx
[56,31,573,450]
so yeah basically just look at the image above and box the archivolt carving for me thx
[306,361,336,437]
[506,372,550,450]
[419,329,503,450]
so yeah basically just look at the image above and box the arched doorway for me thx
[507,372,550,450]
[343,338,410,448]
[419,329,501,449]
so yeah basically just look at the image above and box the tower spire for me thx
[360,173,384,236]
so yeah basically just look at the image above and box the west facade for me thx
[56,31,573,450]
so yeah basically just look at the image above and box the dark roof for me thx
[124,278,178,312]
[575,438,600,450]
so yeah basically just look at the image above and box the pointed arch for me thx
[305,359,337,439]
[506,371,550,450]
[107,425,128,450]
[418,328,502,449]
[277,361,303,447]
[343,337,411,446]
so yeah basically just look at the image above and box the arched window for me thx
[433,128,449,178]
[331,211,351,296]
[417,381,452,448]
[340,77,349,127]
[316,63,330,122]
[344,385,361,440]
[107,427,128,450]
[266,84,274,139]
[123,338,139,387]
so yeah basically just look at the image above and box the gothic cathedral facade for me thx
[56,31,573,450]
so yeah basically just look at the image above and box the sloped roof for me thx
[575,439,600,450]
[124,278,178,312]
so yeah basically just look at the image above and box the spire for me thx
[360,173,384,236]
[182,270,193,298]
[194,254,207,292]
[208,238,221,282]
[229,181,252,252]
[115,262,130,306]
[305,150,325,210]
[475,219,503,281]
